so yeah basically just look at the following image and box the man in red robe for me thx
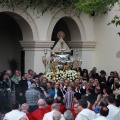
[45,97,53,113]
[31,99,46,120]
[70,103,79,118]
[56,97,66,114]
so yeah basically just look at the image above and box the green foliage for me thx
[108,15,120,36]
[75,0,117,16]
[0,0,117,16]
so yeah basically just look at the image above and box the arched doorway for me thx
[0,12,23,72]
[0,11,34,73]
[51,17,81,48]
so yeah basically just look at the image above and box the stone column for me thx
[20,41,54,74]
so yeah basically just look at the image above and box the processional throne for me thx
[42,31,82,81]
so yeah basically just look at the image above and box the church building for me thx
[0,3,120,75]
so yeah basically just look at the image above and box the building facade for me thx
[0,4,120,75]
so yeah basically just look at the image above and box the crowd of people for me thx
[0,67,120,120]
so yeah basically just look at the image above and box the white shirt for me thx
[75,108,96,120]
[3,110,28,120]
[27,81,31,89]
[54,89,58,99]
[93,116,108,120]
[107,104,120,120]
[43,110,65,120]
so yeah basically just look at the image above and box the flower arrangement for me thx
[45,70,77,82]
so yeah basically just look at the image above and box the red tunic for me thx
[70,106,77,118]
[59,104,66,114]
[45,105,51,113]
[26,113,34,120]
[22,110,34,120]
[31,108,46,120]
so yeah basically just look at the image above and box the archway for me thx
[47,10,87,43]
[0,12,34,73]
[52,17,81,43]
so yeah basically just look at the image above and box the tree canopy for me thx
[0,0,117,16]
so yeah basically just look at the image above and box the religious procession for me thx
[0,32,120,120]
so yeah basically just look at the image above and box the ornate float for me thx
[42,31,82,81]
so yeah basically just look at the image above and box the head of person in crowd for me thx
[83,72,88,77]
[34,75,39,84]
[56,96,63,104]
[14,70,20,77]
[28,69,34,76]
[78,99,88,112]
[95,84,101,93]
[97,100,108,110]
[85,82,92,89]
[73,93,81,103]
[39,72,44,81]
[59,78,64,85]
[82,80,87,86]
[51,103,60,111]
[106,94,115,104]
[19,117,27,120]
[46,97,54,106]
[83,69,88,75]
[2,74,8,81]
[88,73,92,79]
[93,78,99,86]
[92,67,97,73]
[30,83,36,89]
[110,71,114,77]
[114,77,119,83]
[70,81,75,88]
[64,110,74,120]
[47,82,53,90]
[114,71,119,78]
[6,70,12,77]
[22,73,28,80]
[103,87,113,96]
[99,106,109,117]
[53,111,61,120]
[54,82,60,89]
[79,76,83,83]
[86,88,94,95]
[11,101,19,110]
[75,78,80,85]
[100,70,106,77]
[38,99,46,108]
[67,85,73,92]
[64,79,70,87]
[42,77,48,84]
[74,103,79,115]
[89,78,94,84]
[114,99,120,107]
[26,74,32,81]
[114,82,120,90]
[21,103,29,112]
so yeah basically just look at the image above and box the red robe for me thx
[22,110,34,120]
[59,104,66,114]
[26,113,35,120]
[31,108,46,120]
[70,106,77,118]
[45,105,51,113]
